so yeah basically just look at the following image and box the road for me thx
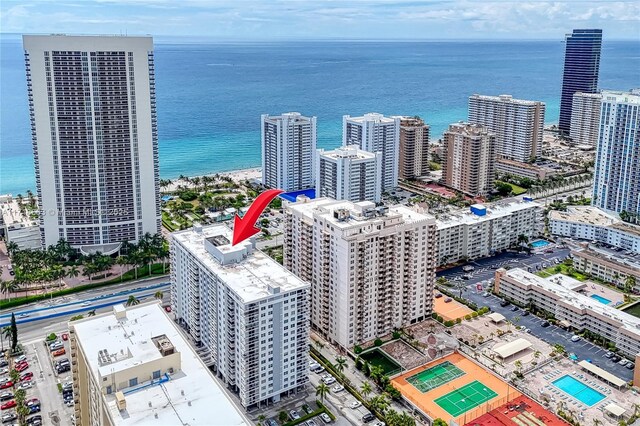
[437,249,635,382]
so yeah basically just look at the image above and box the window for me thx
[106,385,113,394]
[129,378,138,387]
[153,370,161,380]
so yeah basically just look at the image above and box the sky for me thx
[1,0,639,40]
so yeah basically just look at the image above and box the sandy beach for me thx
[163,168,262,192]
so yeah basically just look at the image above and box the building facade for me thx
[23,35,161,254]
[316,145,382,203]
[592,90,640,217]
[436,200,543,266]
[571,245,640,293]
[468,94,545,163]
[495,158,559,181]
[442,122,496,196]
[398,116,430,180]
[570,92,602,146]
[549,207,640,254]
[284,198,437,349]
[261,112,317,192]
[494,268,640,358]
[343,113,400,192]
[170,224,310,409]
[559,29,603,136]
[69,302,250,426]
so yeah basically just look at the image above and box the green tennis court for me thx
[435,380,498,417]
[406,361,465,393]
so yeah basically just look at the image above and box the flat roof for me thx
[344,112,396,124]
[549,206,617,227]
[171,225,309,303]
[493,338,532,359]
[573,245,640,274]
[487,313,506,323]
[71,303,249,425]
[317,145,378,161]
[437,199,539,229]
[604,402,627,417]
[280,188,316,202]
[470,93,544,106]
[578,360,627,388]
[0,199,38,228]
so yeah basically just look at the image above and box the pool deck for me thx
[391,352,520,423]
[582,281,624,306]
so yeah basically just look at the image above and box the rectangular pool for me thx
[590,294,612,305]
[552,375,606,406]
[531,239,550,248]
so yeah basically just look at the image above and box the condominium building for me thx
[571,244,640,292]
[69,302,250,426]
[559,29,603,136]
[397,116,430,180]
[436,200,543,266]
[316,145,382,203]
[261,112,317,192]
[0,196,41,250]
[549,206,640,254]
[284,198,437,349]
[468,94,545,163]
[343,113,400,191]
[495,158,559,181]
[170,224,310,409]
[494,268,640,358]
[23,35,161,254]
[442,122,496,196]
[570,92,602,146]
[592,90,640,216]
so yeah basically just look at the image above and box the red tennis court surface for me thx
[464,396,569,426]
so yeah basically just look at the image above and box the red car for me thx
[15,361,28,369]
[0,382,12,390]
[16,363,29,372]
[20,372,33,382]
[52,349,65,357]
[0,400,16,410]
[61,333,69,341]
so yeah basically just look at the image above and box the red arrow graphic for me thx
[232,189,284,246]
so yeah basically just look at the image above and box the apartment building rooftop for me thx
[601,89,640,104]
[71,302,249,425]
[437,199,540,229]
[319,145,377,160]
[470,93,545,106]
[504,268,640,334]
[345,112,396,123]
[287,198,434,229]
[446,121,492,136]
[0,198,38,229]
[172,224,308,303]
[576,244,640,272]
[548,206,617,227]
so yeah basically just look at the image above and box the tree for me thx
[126,295,140,306]
[10,313,18,351]
[257,415,266,426]
[623,275,636,294]
[334,356,347,374]
[369,365,385,384]
[360,381,373,399]
[278,411,289,424]
[314,340,324,350]
[496,182,513,196]
[87,310,96,317]
[1,280,20,300]
[154,291,164,300]
[369,394,389,414]
[433,419,448,426]
[0,326,11,352]
[386,411,416,426]
[315,383,330,404]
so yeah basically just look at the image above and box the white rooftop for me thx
[504,268,640,335]
[172,225,309,303]
[344,112,396,124]
[0,198,39,228]
[437,199,540,229]
[318,145,377,160]
[71,302,249,426]
[470,93,544,106]
[550,206,640,238]
[601,89,640,105]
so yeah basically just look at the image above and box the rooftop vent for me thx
[152,334,176,356]
[207,235,230,247]
[333,209,350,222]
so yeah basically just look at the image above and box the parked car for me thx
[626,363,635,370]
[570,335,581,342]
[52,349,66,357]
[482,292,490,297]
[56,365,70,374]
[0,370,7,377]
[349,401,362,409]
[65,400,74,407]
[289,410,300,420]
[444,298,452,303]
[319,413,331,424]
[462,274,471,280]
[20,372,33,382]
[28,405,40,414]
[500,300,510,307]
[541,321,551,328]
[306,420,318,426]
[322,376,336,385]
[362,413,375,423]
[434,293,443,298]
[611,355,622,363]
[17,382,33,391]
[26,415,42,425]
[524,328,531,333]
[331,384,344,392]
[1,400,16,410]
[13,356,26,364]
[0,383,12,391]
[522,311,530,316]
[0,394,12,402]
[49,342,63,352]
[605,352,614,358]
[1,413,17,424]
[510,306,519,312]
[15,364,28,373]
[618,359,628,366]
[61,334,69,341]
[0,362,7,369]
[26,399,39,407]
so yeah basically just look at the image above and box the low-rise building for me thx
[0,196,41,250]
[571,244,640,292]
[69,302,250,426]
[170,224,310,409]
[436,200,543,265]
[549,206,640,254]
[494,268,640,358]
[495,158,560,180]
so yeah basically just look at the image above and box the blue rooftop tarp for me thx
[280,188,316,202]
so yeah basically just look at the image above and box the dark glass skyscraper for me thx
[558,29,602,136]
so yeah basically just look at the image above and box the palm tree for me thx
[314,340,324,350]
[154,291,164,300]
[67,265,80,282]
[257,415,266,426]
[0,326,11,351]
[369,394,389,414]
[369,365,385,384]
[334,356,347,374]
[315,383,330,404]
[126,295,140,306]
[623,275,636,294]
[1,280,20,301]
[87,310,96,317]
[360,381,372,399]
[116,256,128,281]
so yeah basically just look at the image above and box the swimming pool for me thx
[590,294,612,305]
[552,375,606,406]
[530,239,550,248]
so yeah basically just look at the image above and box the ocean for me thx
[1,36,639,195]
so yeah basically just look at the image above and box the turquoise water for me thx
[531,239,550,248]
[590,294,612,305]
[552,375,606,406]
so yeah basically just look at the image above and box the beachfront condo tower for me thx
[570,92,602,147]
[23,35,161,254]
[559,29,603,136]
[398,116,430,180]
[261,112,317,192]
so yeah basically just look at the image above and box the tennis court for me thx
[435,380,498,417]
[407,361,465,392]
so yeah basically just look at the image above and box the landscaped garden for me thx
[359,348,402,375]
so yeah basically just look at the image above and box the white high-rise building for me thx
[284,198,437,349]
[261,112,317,192]
[570,92,602,146]
[316,145,382,203]
[170,224,310,409]
[592,90,640,217]
[468,94,545,163]
[23,35,161,254]
[343,113,400,191]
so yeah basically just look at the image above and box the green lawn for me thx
[360,349,401,375]
[496,181,527,196]
[536,264,589,281]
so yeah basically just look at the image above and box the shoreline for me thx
[162,167,262,192]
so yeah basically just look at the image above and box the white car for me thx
[65,400,74,407]
[0,368,8,376]
[18,381,33,390]
[331,384,344,392]
[570,335,580,342]
[14,356,27,364]
[18,313,30,319]
[618,359,628,366]
[349,401,362,409]
[322,376,336,385]
[81,301,92,307]
[319,413,331,424]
